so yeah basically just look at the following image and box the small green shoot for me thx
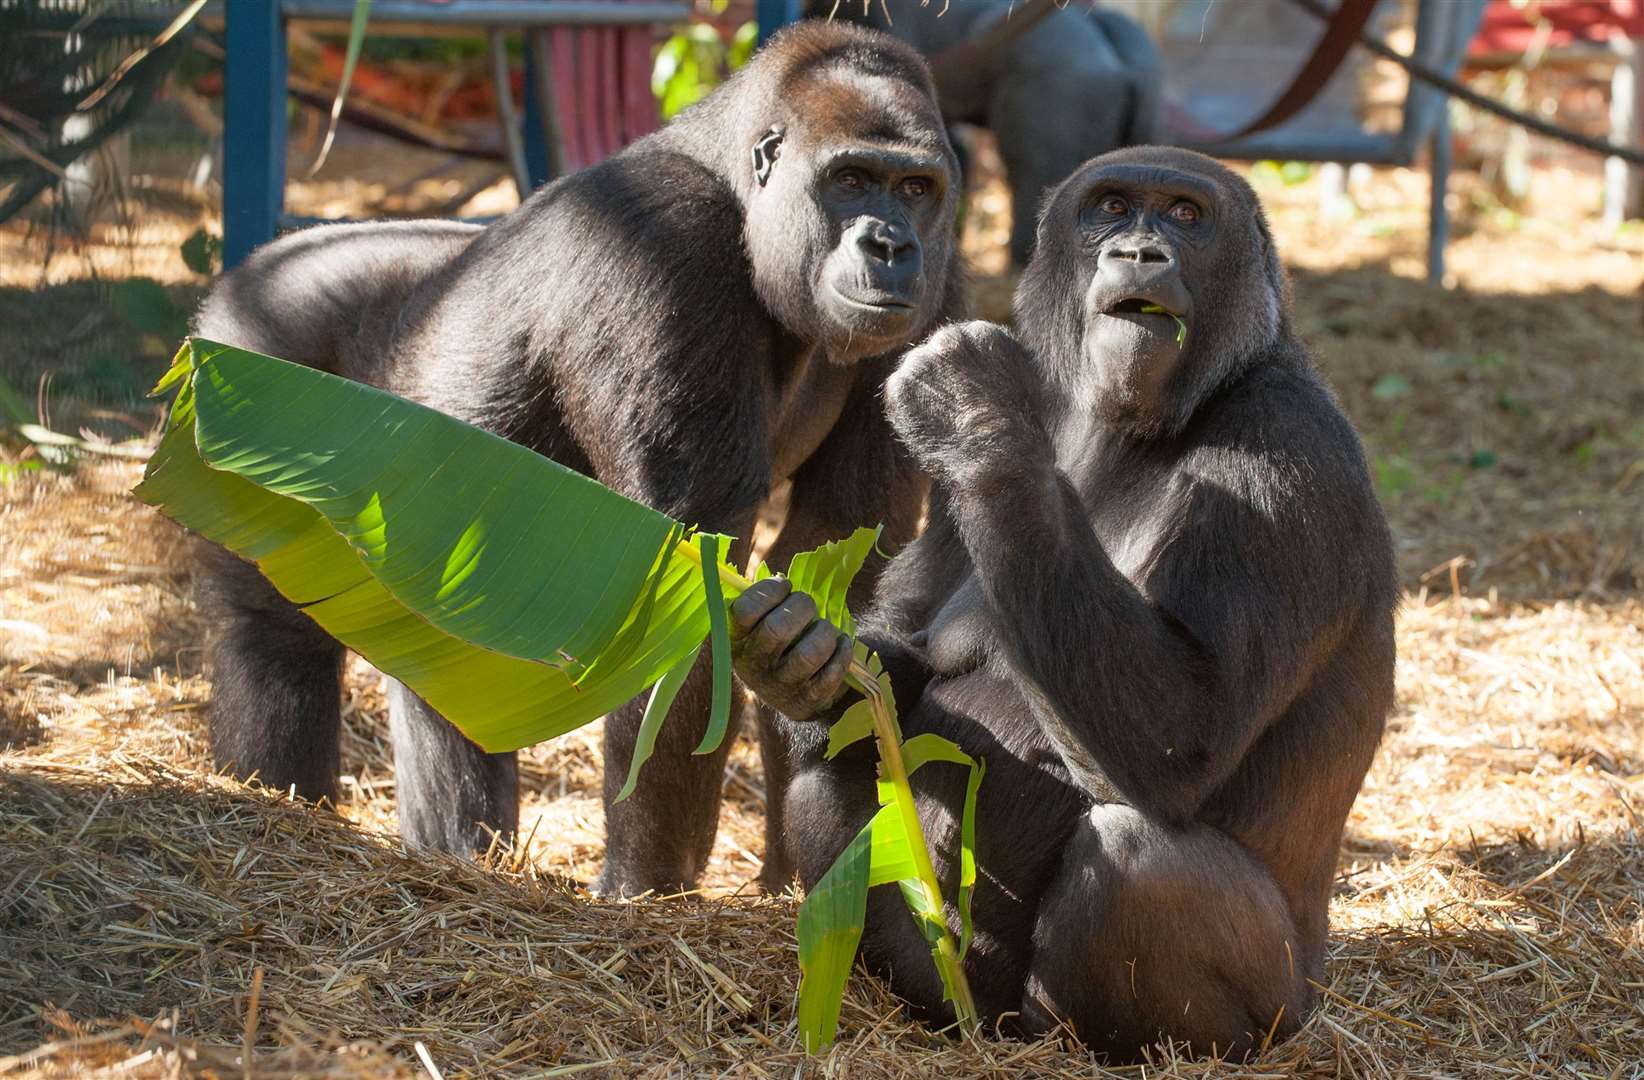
[1139,304,1187,347]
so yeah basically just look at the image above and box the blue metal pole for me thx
[755,0,802,47]
[521,39,553,190]
[223,0,288,268]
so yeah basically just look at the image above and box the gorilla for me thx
[813,0,1162,266]
[191,22,962,897]
[732,147,1397,1059]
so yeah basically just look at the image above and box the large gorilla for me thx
[814,0,1162,266]
[733,147,1397,1058]
[192,22,962,897]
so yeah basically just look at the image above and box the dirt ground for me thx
[1,129,1642,1077]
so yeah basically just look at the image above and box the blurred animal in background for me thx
[814,0,1162,266]
[0,0,194,229]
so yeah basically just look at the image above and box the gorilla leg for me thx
[202,545,345,802]
[595,528,757,897]
[389,681,519,854]
[1021,804,1313,1060]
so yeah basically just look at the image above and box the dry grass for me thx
[3,149,1642,1076]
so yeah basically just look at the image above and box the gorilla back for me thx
[193,22,962,894]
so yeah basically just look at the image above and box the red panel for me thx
[1470,0,1644,56]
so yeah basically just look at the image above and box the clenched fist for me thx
[885,320,1052,486]
[730,577,853,721]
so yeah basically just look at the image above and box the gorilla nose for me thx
[857,222,916,265]
[1104,240,1174,266]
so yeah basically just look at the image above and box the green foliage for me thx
[309,0,373,175]
[1370,373,1412,401]
[138,340,981,1051]
[1139,303,1187,346]
[180,228,222,277]
[137,339,711,753]
[0,459,44,484]
[0,370,34,427]
[616,644,699,802]
[695,531,734,755]
[112,278,190,340]
[652,20,756,119]
[1252,160,1314,187]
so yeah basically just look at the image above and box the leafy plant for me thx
[112,278,190,341]
[180,228,222,277]
[1370,372,1412,402]
[1252,160,1314,187]
[1139,303,1187,347]
[136,338,982,1051]
[652,19,756,120]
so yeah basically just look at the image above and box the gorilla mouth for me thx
[833,287,915,312]
[1107,297,1178,317]
[1103,298,1188,346]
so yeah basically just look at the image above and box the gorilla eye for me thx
[1098,194,1129,216]
[899,177,931,199]
[1169,201,1201,224]
[834,168,869,190]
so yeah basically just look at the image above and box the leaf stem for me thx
[674,537,980,1035]
[849,666,980,1031]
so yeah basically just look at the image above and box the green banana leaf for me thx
[136,339,727,753]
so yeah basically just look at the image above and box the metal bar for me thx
[521,49,552,190]
[1395,0,1486,160]
[755,0,802,46]
[1426,103,1451,285]
[487,29,532,197]
[279,214,502,228]
[527,30,567,181]
[278,0,689,27]
[1176,132,1406,165]
[223,0,288,268]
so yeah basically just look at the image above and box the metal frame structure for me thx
[1169,0,1489,281]
[751,0,1488,281]
[222,0,688,267]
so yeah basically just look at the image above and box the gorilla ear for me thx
[751,127,784,187]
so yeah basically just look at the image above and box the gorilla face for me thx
[744,71,959,363]
[1018,147,1287,437]
[812,145,949,342]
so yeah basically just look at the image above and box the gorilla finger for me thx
[730,577,792,639]
[774,620,844,683]
[801,634,855,710]
[748,591,820,656]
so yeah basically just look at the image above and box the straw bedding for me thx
[2,162,1641,1076]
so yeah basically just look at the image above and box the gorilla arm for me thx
[886,322,1383,824]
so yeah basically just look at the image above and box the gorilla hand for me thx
[885,321,1052,486]
[730,577,855,721]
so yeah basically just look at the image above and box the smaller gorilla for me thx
[733,147,1397,1059]
[814,0,1162,266]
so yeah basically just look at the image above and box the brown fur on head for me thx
[668,22,962,363]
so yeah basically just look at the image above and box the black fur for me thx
[733,147,1397,1059]
[191,22,963,894]
[812,1,1162,266]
